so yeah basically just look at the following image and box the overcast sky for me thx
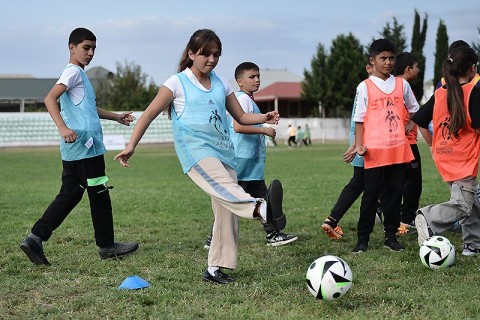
[2,0,479,84]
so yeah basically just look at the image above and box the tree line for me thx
[96,10,480,118]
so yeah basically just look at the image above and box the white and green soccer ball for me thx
[419,236,455,269]
[306,255,353,301]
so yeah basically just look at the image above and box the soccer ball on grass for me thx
[306,255,352,301]
[419,236,455,269]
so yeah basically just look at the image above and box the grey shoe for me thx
[99,242,139,260]
[462,243,480,256]
[415,214,433,246]
[20,236,50,265]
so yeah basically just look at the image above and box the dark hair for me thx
[442,46,478,137]
[69,28,96,45]
[393,52,418,76]
[234,62,259,80]
[448,40,470,55]
[168,29,222,119]
[177,29,222,72]
[369,39,396,57]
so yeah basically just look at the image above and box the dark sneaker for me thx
[202,269,235,284]
[20,237,50,265]
[415,213,433,246]
[266,231,298,247]
[462,243,480,256]
[267,179,286,230]
[352,240,368,253]
[321,217,344,240]
[99,242,139,260]
[204,235,212,250]
[448,221,462,233]
[384,235,404,251]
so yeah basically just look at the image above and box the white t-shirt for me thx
[162,68,234,114]
[235,93,255,113]
[352,74,419,123]
[56,63,85,105]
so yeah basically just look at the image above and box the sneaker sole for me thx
[20,244,50,265]
[384,245,404,252]
[321,224,342,240]
[267,236,298,247]
[461,251,479,256]
[100,244,139,260]
[415,214,430,246]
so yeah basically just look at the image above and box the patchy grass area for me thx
[1,142,479,319]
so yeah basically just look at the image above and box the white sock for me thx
[207,266,219,276]
[258,199,267,222]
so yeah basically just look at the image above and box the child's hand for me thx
[405,120,415,134]
[59,126,77,143]
[114,146,135,167]
[263,127,276,138]
[342,145,356,163]
[117,111,136,126]
[354,145,367,156]
[265,111,279,125]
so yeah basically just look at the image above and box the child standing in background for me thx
[204,62,297,248]
[349,39,419,252]
[393,52,422,234]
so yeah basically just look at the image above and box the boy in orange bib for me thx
[348,39,419,252]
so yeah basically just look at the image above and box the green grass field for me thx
[1,142,480,319]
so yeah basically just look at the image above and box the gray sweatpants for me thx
[417,177,480,247]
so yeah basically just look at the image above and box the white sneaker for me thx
[415,213,432,246]
[462,243,480,256]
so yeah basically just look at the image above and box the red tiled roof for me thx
[254,82,302,101]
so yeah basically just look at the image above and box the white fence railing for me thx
[0,112,350,148]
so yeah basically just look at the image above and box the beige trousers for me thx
[187,157,259,269]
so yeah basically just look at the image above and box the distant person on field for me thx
[304,124,312,145]
[413,46,480,256]
[20,27,139,266]
[287,124,297,146]
[204,62,297,249]
[346,39,419,253]
[296,125,306,146]
[114,29,286,285]
[393,52,422,234]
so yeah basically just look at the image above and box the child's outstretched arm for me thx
[97,108,136,126]
[225,93,279,125]
[114,86,174,167]
[44,84,77,143]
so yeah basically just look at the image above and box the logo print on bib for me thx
[439,117,452,141]
[209,110,228,135]
[385,110,401,132]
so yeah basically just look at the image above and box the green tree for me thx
[96,60,158,111]
[410,10,428,100]
[301,43,327,117]
[378,17,407,53]
[302,33,366,118]
[433,20,449,87]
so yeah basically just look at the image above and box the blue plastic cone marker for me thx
[118,275,150,290]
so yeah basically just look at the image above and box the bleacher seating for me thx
[0,112,174,147]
